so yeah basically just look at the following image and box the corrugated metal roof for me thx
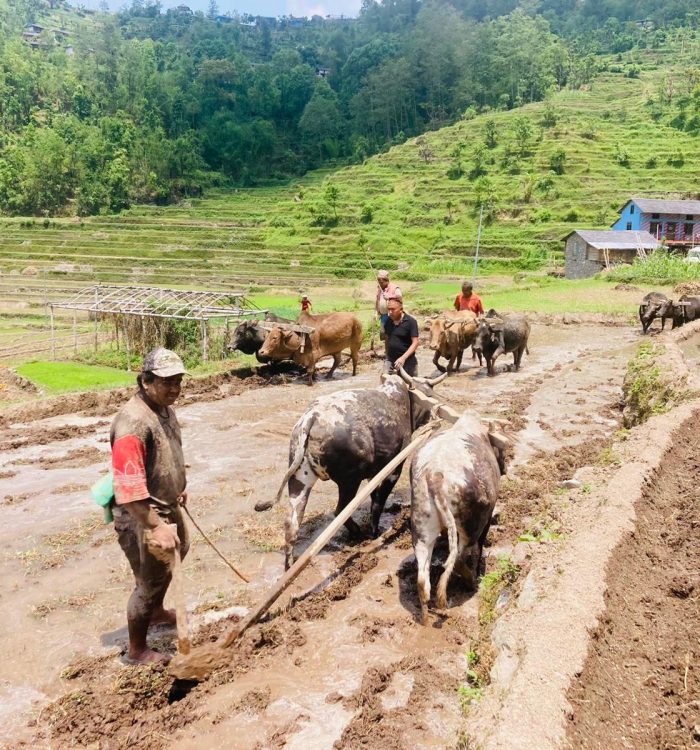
[568,230,662,250]
[630,198,700,215]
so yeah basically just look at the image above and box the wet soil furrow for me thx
[565,418,700,750]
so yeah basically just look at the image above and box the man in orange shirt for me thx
[454,281,484,315]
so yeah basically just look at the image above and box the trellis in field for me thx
[48,284,266,365]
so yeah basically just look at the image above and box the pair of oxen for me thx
[230,311,362,386]
[254,366,508,625]
[639,291,700,333]
[428,309,531,377]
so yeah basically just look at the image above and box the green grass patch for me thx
[478,556,520,627]
[15,361,135,394]
[621,340,679,426]
[607,250,700,285]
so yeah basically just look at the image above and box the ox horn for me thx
[396,365,416,388]
[415,371,448,387]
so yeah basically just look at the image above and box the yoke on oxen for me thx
[258,321,315,353]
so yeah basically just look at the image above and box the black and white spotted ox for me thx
[255,371,446,569]
[410,411,507,624]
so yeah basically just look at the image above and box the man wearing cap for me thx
[110,348,189,665]
[375,270,402,340]
[454,281,484,315]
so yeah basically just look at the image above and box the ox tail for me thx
[432,472,459,611]
[254,412,315,512]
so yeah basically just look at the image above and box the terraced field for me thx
[0,38,698,357]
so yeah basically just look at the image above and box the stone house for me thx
[564,230,661,279]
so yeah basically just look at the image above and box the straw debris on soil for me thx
[335,655,460,750]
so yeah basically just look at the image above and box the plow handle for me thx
[221,428,434,648]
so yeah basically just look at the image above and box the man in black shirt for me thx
[383,296,420,376]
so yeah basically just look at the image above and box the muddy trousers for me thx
[114,506,190,631]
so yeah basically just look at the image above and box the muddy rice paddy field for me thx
[0,322,698,750]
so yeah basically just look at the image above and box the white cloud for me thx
[285,0,361,17]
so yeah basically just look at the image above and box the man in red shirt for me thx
[111,348,189,665]
[454,281,484,315]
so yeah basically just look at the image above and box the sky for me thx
[97,0,363,18]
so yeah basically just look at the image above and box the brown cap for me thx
[142,348,187,377]
[377,270,390,280]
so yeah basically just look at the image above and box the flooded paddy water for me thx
[0,323,641,749]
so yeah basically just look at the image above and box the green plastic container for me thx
[91,471,115,523]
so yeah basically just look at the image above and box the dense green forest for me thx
[0,0,698,216]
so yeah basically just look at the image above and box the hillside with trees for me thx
[0,0,697,217]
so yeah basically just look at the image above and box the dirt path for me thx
[565,419,700,750]
[0,324,638,749]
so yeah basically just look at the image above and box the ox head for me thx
[258,326,302,360]
[229,320,265,354]
[395,366,448,428]
[639,293,672,326]
[428,317,446,350]
[473,317,502,356]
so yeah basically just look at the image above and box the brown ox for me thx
[428,310,480,373]
[259,312,363,386]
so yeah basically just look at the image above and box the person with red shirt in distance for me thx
[300,294,312,313]
[454,281,484,316]
[110,348,189,665]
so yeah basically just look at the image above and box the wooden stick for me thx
[182,505,250,583]
[218,428,436,649]
[171,546,191,655]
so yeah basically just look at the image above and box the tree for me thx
[324,183,340,221]
[207,0,218,19]
[484,119,498,148]
[549,147,566,174]
[470,144,487,179]
[298,81,343,162]
[511,116,533,157]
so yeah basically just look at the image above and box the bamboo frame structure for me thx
[47,284,266,363]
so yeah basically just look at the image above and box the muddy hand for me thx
[145,523,179,563]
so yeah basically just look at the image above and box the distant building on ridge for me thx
[613,198,700,247]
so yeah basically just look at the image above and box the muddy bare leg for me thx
[284,467,317,569]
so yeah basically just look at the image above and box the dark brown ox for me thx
[410,411,506,624]
[255,370,447,569]
[428,310,480,373]
[258,312,363,385]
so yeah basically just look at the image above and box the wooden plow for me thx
[169,427,436,682]
[169,381,509,683]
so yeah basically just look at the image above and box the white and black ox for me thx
[410,411,507,624]
[255,369,446,569]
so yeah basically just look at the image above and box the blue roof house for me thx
[612,198,700,246]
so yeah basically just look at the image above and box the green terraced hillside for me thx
[0,35,698,320]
